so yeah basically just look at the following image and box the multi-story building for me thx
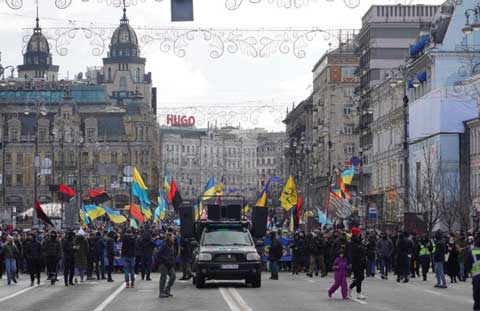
[355,4,439,199]
[310,42,359,211]
[159,126,263,203]
[0,9,159,225]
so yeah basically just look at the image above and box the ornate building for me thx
[0,9,159,226]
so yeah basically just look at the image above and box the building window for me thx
[119,77,127,91]
[16,154,23,165]
[342,67,356,79]
[16,174,23,186]
[344,144,354,154]
[123,152,129,164]
[108,67,112,81]
[5,175,12,186]
[135,68,141,82]
[5,153,12,165]
[344,104,352,116]
[39,128,48,142]
[9,128,18,142]
[87,128,96,142]
[343,124,354,135]
[111,152,118,163]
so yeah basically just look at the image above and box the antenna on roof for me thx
[35,0,40,30]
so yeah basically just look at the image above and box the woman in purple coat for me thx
[328,248,349,299]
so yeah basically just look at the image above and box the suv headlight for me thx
[246,252,261,261]
[198,253,213,261]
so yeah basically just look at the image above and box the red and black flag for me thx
[88,188,111,205]
[59,183,76,202]
[34,200,55,227]
[167,177,183,210]
[295,195,304,230]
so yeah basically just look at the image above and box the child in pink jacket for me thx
[328,249,349,299]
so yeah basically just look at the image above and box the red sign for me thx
[166,115,195,127]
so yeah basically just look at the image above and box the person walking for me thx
[328,247,349,300]
[179,236,193,280]
[121,229,136,288]
[290,233,305,275]
[348,227,366,300]
[365,233,377,278]
[433,231,448,289]
[307,231,326,277]
[376,232,394,280]
[418,235,433,281]
[62,231,76,286]
[466,232,480,311]
[268,231,282,280]
[141,226,154,281]
[24,233,42,286]
[158,232,177,298]
[86,231,96,280]
[44,230,62,285]
[1,236,17,285]
[396,232,411,283]
[447,237,460,283]
[93,231,106,280]
[74,229,89,283]
[105,231,116,282]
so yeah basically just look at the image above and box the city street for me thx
[0,272,473,311]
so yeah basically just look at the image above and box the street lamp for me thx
[24,98,47,227]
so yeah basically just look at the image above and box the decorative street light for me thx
[463,4,480,35]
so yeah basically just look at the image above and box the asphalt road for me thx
[0,272,474,311]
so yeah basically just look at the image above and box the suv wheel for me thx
[195,272,205,289]
[251,274,261,288]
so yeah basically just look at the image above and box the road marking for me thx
[0,283,44,303]
[218,287,253,311]
[424,290,441,296]
[302,277,315,283]
[92,284,125,311]
[351,297,367,305]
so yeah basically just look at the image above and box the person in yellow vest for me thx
[466,233,480,311]
[417,235,433,281]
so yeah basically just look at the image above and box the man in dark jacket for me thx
[24,233,42,286]
[94,232,106,280]
[268,231,283,280]
[44,230,62,285]
[87,231,96,280]
[348,227,366,300]
[106,231,116,282]
[121,229,136,288]
[376,232,394,280]
[307,231,327,277]
[158,232,176,298]
[395,232,411,283]
[433,231,448,288]
[141,227,154,281]
[62,231,76,286]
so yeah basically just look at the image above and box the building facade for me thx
[0,9,159,225]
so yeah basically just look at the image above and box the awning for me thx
[409,35,430,57]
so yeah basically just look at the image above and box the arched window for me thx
[119,77,126,91]
[107,67,112,81]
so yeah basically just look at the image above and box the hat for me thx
[351,227,361,236]
[76,229,85,237]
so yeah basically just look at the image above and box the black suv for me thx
[192,222,262,288]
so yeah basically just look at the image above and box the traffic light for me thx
[171,0,194,22]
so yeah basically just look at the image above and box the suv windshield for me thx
[202,230,253,246]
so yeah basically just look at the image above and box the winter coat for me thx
[74,236,89,269]
[93,236,105,259]
[62,238,75,260]
[268,238,283,261]
[365,239,376,261]
[1,243,17,259]
[290,238,305,263]
[308,236,325,256]
[332,256,348,283]
[376,237,394,258]
[347,237,366,272]
[141,236,155,258]
[121,235,136,258]
[179,238,193,260]
[44,238,62,259]
[106,238,115,258]
[446,243,459,277]
[395,237,410,276]
[157,241,176,267]
[135,236,144,257]
[24,240,42,260]
[433,239,447,263]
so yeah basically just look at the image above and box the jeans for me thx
[142,255,152,279]
[107,256,114,281]
[367,259,376,276]
[269,260,279,277]
[95,256,105,279]
[159,264,176,294]
[459,262,465,280]
[379,256,390,277]
[123,257,135,283]
[434,261,446,286]
[5,258,16,285]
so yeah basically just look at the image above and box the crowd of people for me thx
[264,226,479,303]
[1,223,480,309]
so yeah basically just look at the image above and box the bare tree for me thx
[408,147,443,235]
[438,176,460,232]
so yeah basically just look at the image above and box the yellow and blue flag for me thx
[132,182,151,204]
[255,179,270,207]
[243,204,250,213]
[280,175,297,211]
[133,167,148,190]
[83,204,105,220]
[130,218,138,229]
[202,177,216,201]
[140,201,152,220]
[215,176,224,196]
[154,194,167,221]
[80,206,90,226]
[163,175,171,194]
[341,165,355,185]
[103,206,127,224]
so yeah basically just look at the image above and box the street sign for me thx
[368,207,377,220]
[123,176,133,183]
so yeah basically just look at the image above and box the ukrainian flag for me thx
[83,204,105,220]
[341,165,355,185]
[255,179,270,207]
[154,194,167,221]
[202,177,216,201]
[215,176,224,195]
[133,167,148,190]
[132,181,151,204]
[243,204,250,213]
[141,201,153,220]
[103,206,127,224]
[80,205,90,226]
[163,175,171,195]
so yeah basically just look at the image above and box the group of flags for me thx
[328,165,356,219]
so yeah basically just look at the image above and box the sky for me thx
[0,0,444,131]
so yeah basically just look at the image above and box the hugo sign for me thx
[167,115,196,127]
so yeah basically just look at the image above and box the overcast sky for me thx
[0,0,444,131]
